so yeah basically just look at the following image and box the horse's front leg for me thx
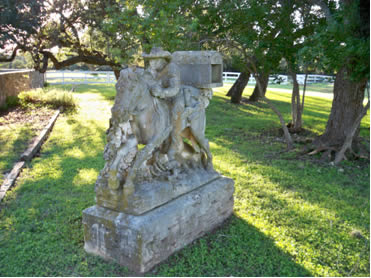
[123,126,172,196]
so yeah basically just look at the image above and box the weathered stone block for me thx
[172,51,223,88]
[83,176,234,273]
[96,168,220,215]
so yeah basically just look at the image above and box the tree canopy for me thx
[0,0,369,165]
[0,0,202,77]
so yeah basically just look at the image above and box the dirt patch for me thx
[0,106,55,133]
[0,106,57,184]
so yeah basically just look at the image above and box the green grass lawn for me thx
[265,82,335,94]
[0,84,369,276]
[222,81,335,94]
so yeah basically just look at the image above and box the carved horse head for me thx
[114,68,170,145]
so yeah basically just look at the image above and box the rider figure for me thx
[142,47,213,168]
[142,47,183,161]
[143,47,180,99]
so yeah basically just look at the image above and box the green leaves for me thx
[304,0,369,81]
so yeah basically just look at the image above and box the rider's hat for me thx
[142,47,171,61]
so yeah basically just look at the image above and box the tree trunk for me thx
[263,97,294,150]
[249,73,269,101]
[289,71,303,132]
[334,99,370,164]
[226,71,251,103]
[114,69,121,80]
[315,66,367,148]
[255,75,293,150]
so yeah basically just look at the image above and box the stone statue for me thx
[83,48,234,273]
[95,48,217,206]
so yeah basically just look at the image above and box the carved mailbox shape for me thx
[172,51,223,88]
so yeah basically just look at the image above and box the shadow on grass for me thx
[0,119,129,276]
[151,214,312,277]
[0,125,34,182]
[0,111,312,276]
[206,94,369,276]
[208,94,369,206]
[206,94,331,141]
[0,118,310,276]
[0,84,367,276]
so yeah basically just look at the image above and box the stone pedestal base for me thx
[82,177,234,273]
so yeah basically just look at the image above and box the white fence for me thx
[223,72,335,85]
[46,70,115,84]
[46,70,334,85]
[223,73,290,85]
[296,74,334,84]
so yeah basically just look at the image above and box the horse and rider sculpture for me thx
[97,48,214,201]
[82,49,234,273]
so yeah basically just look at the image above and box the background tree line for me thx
[0,0,369,163]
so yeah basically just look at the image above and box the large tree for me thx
[191,0,280,103]
[310,0,370,163]
[224,0,283,103]
[278,0,323,132]
[199,0,319,105]
[193,0,295,148]
[1,0,201,77]
[0,0,149,77]
[100,0,200,54]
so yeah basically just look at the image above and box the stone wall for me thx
[0,70,44,107]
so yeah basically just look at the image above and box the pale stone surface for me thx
[83,48,233,273]
[96,168,220,215]
[172,51,223,88]
[95,54,216,213]
[83,176,234,273]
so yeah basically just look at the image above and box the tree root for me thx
[304,142,369,165]
[350,149,370,160]
[320,149,333,162]
[308,146,336,156]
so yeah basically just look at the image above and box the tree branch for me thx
[39,54,49,73]
[40,50,121,69]
[248,56,293,149]
[0,45,20,62]
[263,97,294,150]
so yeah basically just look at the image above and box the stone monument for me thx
[82,48,234,273]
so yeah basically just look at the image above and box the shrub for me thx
[18,88,77,112]
[0,95,20,111]
[6,95,20,107]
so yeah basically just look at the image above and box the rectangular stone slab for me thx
[172,51,223,88]
[96,169,221,215]
[83,176,234,273]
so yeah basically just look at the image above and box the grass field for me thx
[223,81,335,95]
[0,84,369,276]
[266,82,335,94]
